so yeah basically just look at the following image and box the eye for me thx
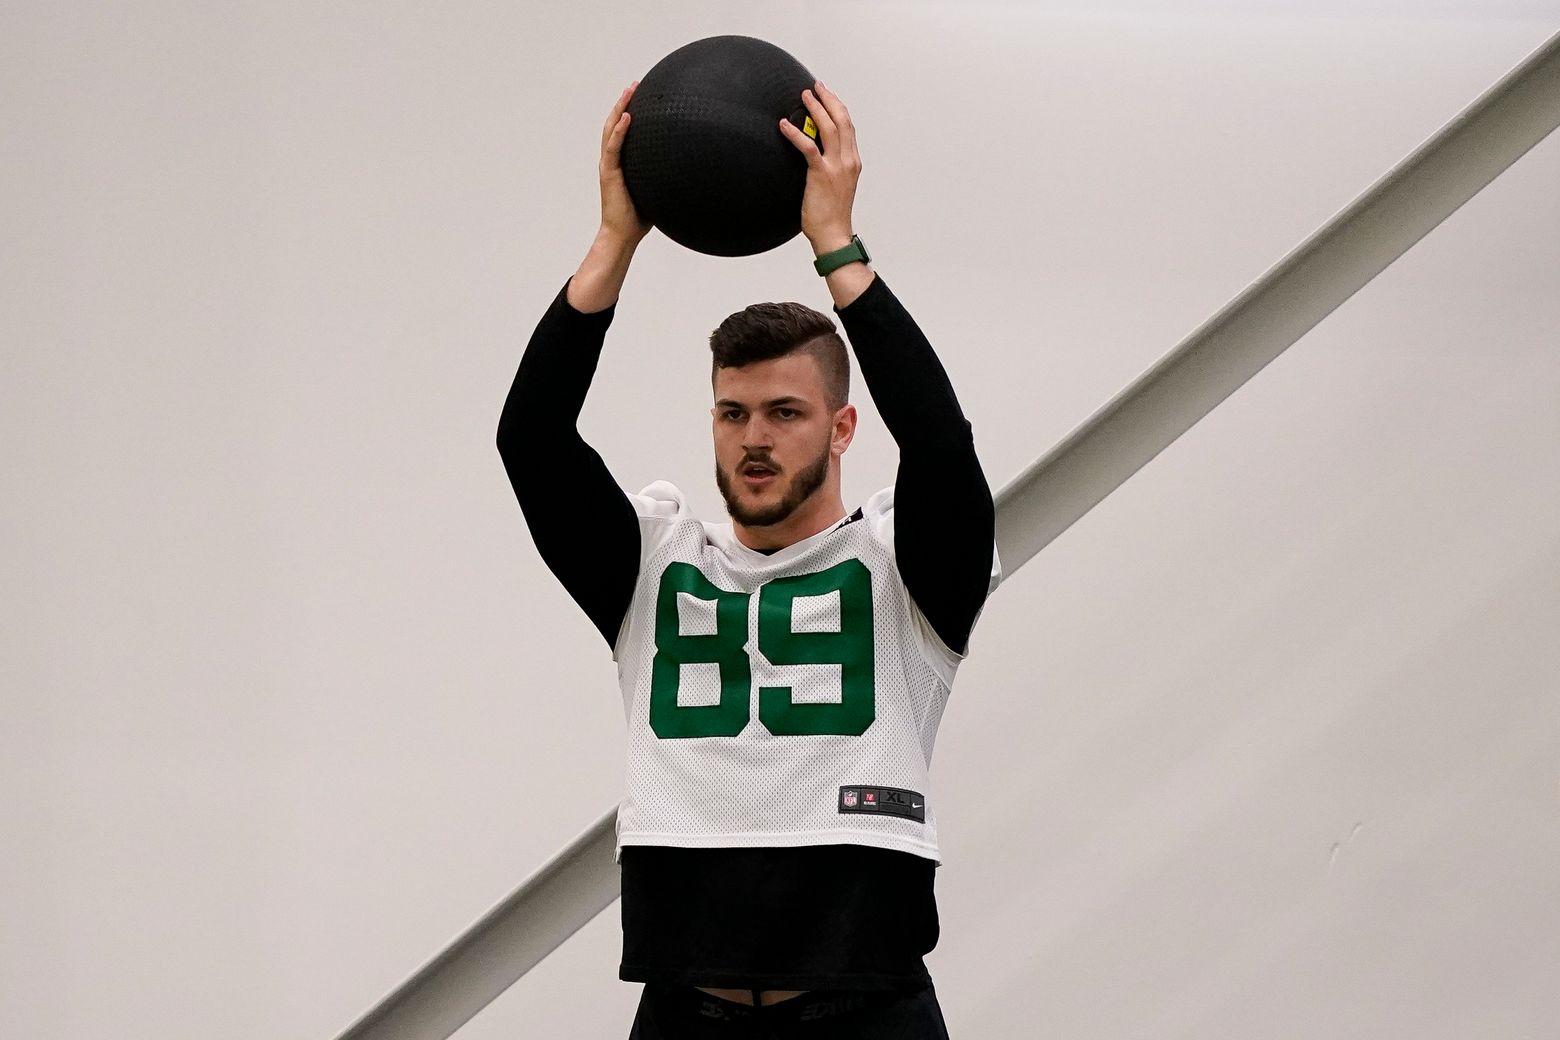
[775,407,798,420]
[721,408,744,421]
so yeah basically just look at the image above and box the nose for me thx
[740,414,775,451]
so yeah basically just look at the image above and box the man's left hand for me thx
[778,80,862,254]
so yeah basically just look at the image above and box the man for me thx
[497,79,999,1038]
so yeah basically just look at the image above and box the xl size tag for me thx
[838,785,925,823]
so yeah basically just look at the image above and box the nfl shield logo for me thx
[843,790,858,807]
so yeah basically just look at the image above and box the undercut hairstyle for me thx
[709,302,850,411]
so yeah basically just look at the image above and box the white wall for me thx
[3,3,1557,1037]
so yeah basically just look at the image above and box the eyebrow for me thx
[714,396,807,410]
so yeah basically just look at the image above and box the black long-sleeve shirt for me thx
[497,271,996,990]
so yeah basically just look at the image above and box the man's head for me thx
[709,302,856,532]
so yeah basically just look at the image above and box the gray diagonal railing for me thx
[334,27,1560,1040]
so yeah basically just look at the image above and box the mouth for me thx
[739,461,778,488]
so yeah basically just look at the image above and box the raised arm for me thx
[781,82,996,655]
[836,274,995,655]
[495,84,653,647]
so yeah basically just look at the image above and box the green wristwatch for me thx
[813,234,870,276]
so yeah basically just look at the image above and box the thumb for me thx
[778,118,822,165]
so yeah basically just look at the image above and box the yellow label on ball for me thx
[803,115,818,140]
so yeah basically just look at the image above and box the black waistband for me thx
[647,982,927,1026]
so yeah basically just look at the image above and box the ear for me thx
[831,403,858,456]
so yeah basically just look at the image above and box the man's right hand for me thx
[566,84,653,313]
[598,82,652,247]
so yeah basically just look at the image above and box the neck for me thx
[732,488,847,551]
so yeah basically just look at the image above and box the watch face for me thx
[854,235,870,261]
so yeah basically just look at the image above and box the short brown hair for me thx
[709,302,850,410]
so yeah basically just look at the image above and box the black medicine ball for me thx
[621,35,819,257]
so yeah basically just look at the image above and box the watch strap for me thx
[813,235,869,276]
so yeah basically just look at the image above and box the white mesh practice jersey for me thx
[610,481,1001,866]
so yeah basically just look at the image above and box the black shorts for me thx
[627,982,950,1039]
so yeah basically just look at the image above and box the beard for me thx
[715,440,832,528]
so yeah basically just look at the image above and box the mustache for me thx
[736,452,780,474]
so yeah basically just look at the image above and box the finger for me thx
[601,81,638,148]
[603,111,630,165]
[813,80,858,156]
[799,88,837,150]
[777,117,822,164]
[812,81,850,127]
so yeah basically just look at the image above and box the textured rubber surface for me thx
[622,35,817,256]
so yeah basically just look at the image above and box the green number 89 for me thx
[648,559,875,739]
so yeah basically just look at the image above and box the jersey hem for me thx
[615,829,941,864]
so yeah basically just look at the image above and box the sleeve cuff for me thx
[555,276,618,330]
[831,271,889,317]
